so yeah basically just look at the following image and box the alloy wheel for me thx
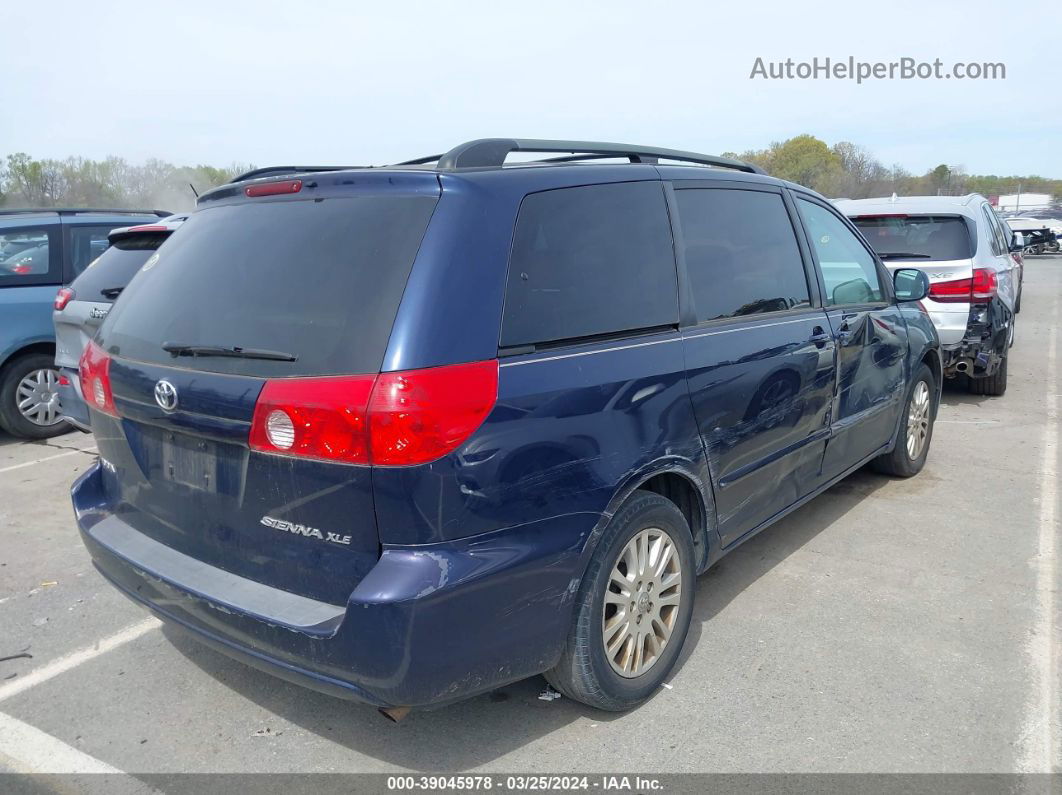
[906,380,930,460]
[602,527,682,678]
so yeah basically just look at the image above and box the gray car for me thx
[836,194,1021,396]
[53,215,187,430]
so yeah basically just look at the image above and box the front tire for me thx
[0,353,67,439]
[545,490,695,711]
[872,363,936,477]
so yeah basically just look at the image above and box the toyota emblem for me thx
[154,379,178,412]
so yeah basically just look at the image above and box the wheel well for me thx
[1,342,56,374]
[921,350,941,389]
[641,472,709,570]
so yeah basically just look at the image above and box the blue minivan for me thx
[0,208,166,438]
[72,140,940,714]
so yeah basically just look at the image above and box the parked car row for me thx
[62,138,944,716]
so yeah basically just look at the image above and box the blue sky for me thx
[2,0,1059,177]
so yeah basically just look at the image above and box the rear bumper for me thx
[72,462,594,708]
[939,300,1011,378]
[57,366,91,432]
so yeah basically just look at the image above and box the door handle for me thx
[838,313,859,342]
[809,326,831,348]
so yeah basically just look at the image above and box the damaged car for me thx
[838,195,1020,396]
[72,139,941,715]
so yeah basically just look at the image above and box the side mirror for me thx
[893,268,929,302]
[1009,232,1024,252]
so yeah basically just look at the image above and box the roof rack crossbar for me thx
[430,138,765,174]
[0,208,169,217]
[228,166,364,184]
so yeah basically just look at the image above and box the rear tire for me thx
[969,354,1008,397]
[0,353,68,440]
[545,490,695,711]
[872,363,935,477]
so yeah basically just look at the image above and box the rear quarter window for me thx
[501,181,678,348]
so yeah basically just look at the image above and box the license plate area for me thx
[161,431,218,492]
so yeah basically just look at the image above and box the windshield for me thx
[851,214,974,261]
[100,195,438,377]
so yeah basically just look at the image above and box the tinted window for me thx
[851,215,974,261]
[501,182,678,348]
[982,205,1006,256]
[70,232,170,301]
[68,225,116,276]
[102,195,438,377]
[798,198,884,306]
[0,226,58,286]
[674,188,809,321]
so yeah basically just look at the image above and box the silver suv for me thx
[53,215,186,430]
[836,194,1020,396]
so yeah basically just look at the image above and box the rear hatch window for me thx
[850,215,974,261]
[101,195,439,377]
[70,232,170,301]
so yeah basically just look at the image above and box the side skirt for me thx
[715,441,890,558]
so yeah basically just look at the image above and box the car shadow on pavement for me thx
[164,468,889,772]
[937,376,991,408]
[677,467,888,673]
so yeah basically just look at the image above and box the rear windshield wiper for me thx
[100,286,124,299]
[162,342,298,362]
[876,252,933,259]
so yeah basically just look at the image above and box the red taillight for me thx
[248,360,499,466]
[124,224,168,232]
[249,374,376,464]
[54,287,75,311]
[970,268,997,301]
[78,340,117,417]
[369,361,499,466]
[927,268,997,303]
[245,179,302,198]
[13,264,31,274]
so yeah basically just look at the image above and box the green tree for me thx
[739,135,844,194]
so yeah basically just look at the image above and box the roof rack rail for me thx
[0,207,169,217]
[406,138,765,174]
[229,166,364,184]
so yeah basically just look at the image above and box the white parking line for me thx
[0,618,160,705]
[0,710,127,774]
[0,446,97,475]
[1020,293,1060,773]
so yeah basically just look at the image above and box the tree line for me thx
[1,137,1059,211]
[725,135,1061,203]
[0,154,251,213]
